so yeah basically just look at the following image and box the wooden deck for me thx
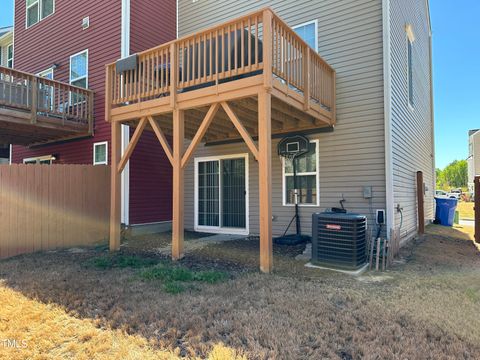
[106,8,336,272]
[0,66,93,146]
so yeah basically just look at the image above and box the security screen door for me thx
[197,156,246,231]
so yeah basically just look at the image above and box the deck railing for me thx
[106,8,335,117]
[0,66,94,130]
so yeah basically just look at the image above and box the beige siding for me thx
[180,0,386,236]
[389,0,434,240]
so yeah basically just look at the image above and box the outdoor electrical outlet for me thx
[363,186,372,199]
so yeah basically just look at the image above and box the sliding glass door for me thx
[196,155,248,234]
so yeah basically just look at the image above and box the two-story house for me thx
[9,0,176,229]
[468,129,479,195]
[106,0,435,272]
[0,26,14,164]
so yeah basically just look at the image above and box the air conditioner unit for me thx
[312,212,367,270]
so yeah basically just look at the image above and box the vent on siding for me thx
[82,17,90,30]
[312,212,367,270]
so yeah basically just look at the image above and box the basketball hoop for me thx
[275,135,311,245]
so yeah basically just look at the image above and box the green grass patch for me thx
[85,254,159,270]
[139,263,229,293]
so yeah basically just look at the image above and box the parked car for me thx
[435,190,449,198]
[449,189,462,200]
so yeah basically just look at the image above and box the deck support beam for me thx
[109,120,122,251]
[172,109,185,260]
[258,90,273,273]
[117,117,147,174]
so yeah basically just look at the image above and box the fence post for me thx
[416,171,425,235]
[475,176,479,243]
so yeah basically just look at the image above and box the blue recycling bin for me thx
[435,197,458,226]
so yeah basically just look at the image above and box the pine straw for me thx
[0,225,479,359]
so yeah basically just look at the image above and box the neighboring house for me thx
[10,0,176,228]
[0,26,14,164]
[175,0,435,243]
[468,129,480,194]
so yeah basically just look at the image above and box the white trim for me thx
[194,153,249,236]
[382,0,394,238]
[23,154,55,164]
[9,145,12,165]
[93,141,108,165]
[25,0,55,29]
[121,0,131,225]
[176,0,179,39]
[292,19,318,52]
[281,139,320,207]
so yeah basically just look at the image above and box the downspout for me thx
[10,1,15,164]
[382,0,394,238]
[121,0,131,226]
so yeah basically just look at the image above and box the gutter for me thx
[382,0,394,238]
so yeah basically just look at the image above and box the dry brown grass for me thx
[457,201,475,220]
[0,225,479,359]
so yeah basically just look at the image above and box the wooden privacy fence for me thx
[0,164,110,259]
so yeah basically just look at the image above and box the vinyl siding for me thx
[389,0,434,240]
[179,0,387,237]
[128,0,177,224]
[11,0,122,165]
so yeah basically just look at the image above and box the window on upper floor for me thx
[69,50,88,104]
[406,24,415,108]
[26,0,55,28]
[7,44,13,68]
[293,20,318,52]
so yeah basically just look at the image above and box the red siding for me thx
[11,0,176,225]
[128,0,176,224]
[12,0,122,165]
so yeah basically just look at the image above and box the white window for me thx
[23,155,55,164]
[282,140,319,206]
[93,142,108,165]
[406,24,415,108]
[70,50,88,88]
[7,44,13,68]
[38,68,54,110]
[293,20,318,51]
[26,0,54,28]
[70,50,88,104]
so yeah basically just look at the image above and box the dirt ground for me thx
[0,225,479,359]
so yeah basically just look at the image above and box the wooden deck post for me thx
[416,171,424,235]
[172,109,185,259]
[258,90,273,273]
[475,176,479,243]
[109,120,122,251]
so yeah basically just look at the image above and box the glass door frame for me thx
[194,153,249,235]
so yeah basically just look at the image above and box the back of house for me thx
[177,0,434,244]
[9,0,176,228]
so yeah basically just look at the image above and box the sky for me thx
[0,1,478,170]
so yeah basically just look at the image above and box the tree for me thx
[436,160,468,190]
